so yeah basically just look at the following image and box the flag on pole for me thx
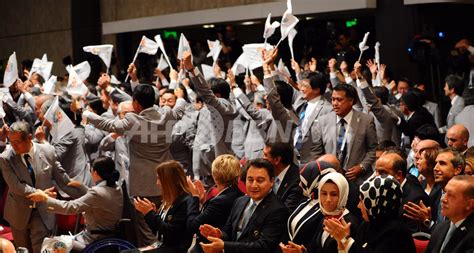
[357,32,370,61]
[374,42,382,86]
[83,44,114,70]
[157,54,169,71]
[154,34,172,67]
[0,93,6,119]
[66,65,89,97]
[66,61,91,82]
[201,64,225,80]
[3,52,19,88]
[277,59,291,80]
[263,13,280,40]
[207,40,222,64]
[43,96,75,143]
[43,75,57,95]
[110,75,121,85]
[29,56,53,81]
[288,28,297,59]
[278,0,299,45]
[177,33,192,60]
[137,36,159,55]
[231,43,274,74]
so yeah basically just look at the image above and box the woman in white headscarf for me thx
[280,171,360,253]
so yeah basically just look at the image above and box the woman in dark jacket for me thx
[135,161,193,253]
[324,175,416,253]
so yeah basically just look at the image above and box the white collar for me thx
[337,109,354,125]
[307,95,321,104]
[451,95,460,105]
[406,111,415,121]
[453,217,466,228]
[277,165,291,183]
[400,178,407,188]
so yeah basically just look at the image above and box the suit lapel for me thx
[233,196,250,240]
[302,101,323,137]
[12,153,33,185]
[444,214,474,252]
[346,112,360,163]
[330,113,337,153]
[240,194,272,239]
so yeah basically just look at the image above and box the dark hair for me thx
[373,86,389,105]
[58,97,82,126]
[376,140,397,152]
[274,80,294,109]
[391,153,408,177]
[266,142,293,166]
[415,123,443,146]
[245,158,275,179]
[439,147,465,173]
[92,156,120,187]
[133,84,155,109]
[401,89,420,111]
[161,89,176,97]
[208,78,231,99]
[333,83,358,105]
[88,98,107,115]
[445,74,464,96]
[304,72,327,95]
[398,77,413,87]
[384,147,407,161]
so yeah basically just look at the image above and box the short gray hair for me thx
[439,147,465,172]
[10,121,31,140]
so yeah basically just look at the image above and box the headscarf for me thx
[359,175,402,221]
[318,172,349,216]
[299,161,336,199]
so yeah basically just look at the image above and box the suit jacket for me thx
[144,194,194,253]
[312,110,377,184]
[398,107,437,144]
[361,86,400,145]
[284,199,323,245]
[423,100,442,128]
[221,193,289,253]
[425,213,474,253]
[447,96,465,129]
[53,126,92,187]
[187,185,243,253]
[295,96,333,164]
[400,175,431,233]
[0,142,83,230]
[46,181,123,245]
[276,164,304,212]
[455,105,474,147]
[87,105,179,197]
[187,69,238,179]
[429,183,443,224]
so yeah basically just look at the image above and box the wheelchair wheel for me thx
[82,238,135,253]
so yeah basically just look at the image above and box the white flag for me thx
[201,64,225,80]
[66,61,91,82]
[110,75,121,85]
[277,59,291,80]
[157,54,169,71]
[231,43,274,74]
[83,44,114,70]
[177,33,192,60]
[43,96,75,143]
[357,32,370,61]
[66,65,89,97]
[41,53,48,62]
[374,42,381,64]
[29,56,53,81]
[0,93,6,119]
[288,28,298,59]
[137,36,159,55]
[263,13,280,39]
[286,0,293,14]
[154,34,172,67]
[280,11,299,42]
[3,52,19,88]
[231,54,248,76]
[43,75,57,95]
[207,40,222,63]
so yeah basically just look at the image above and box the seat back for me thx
[412,232,430,253]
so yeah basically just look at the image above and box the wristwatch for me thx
[341,236,349,244]
[423,218,431,227]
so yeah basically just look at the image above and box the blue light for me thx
[438,32,445,38]
[408,48,413,53]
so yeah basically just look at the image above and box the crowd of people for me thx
[0,27,473,253]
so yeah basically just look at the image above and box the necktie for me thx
[295,102,308,151]
[440,222,456,252]
[336,118,347,166]
[273,177,281,193]
[23,154,36,186]
[437,191,446,223]
[237,200,257,239]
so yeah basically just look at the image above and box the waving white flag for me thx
[83,44,113,71]
[288,28,298,59]
[207,40,222,64]
[29,56,53,81]
[110,75,121,85]
[0,92,6,119]
[44,96,75,143]
[66,61,91,82]
[137,36,159,55]
[3,52,19,88]
[66,65,89,97]
[43,75,57,95]
[154,34,172,67]
[374,42,382,86]
[231,43,274,75]
[357,32,370,61]
[277,59,291,80]
[263,13,280,40]
[277,2,299,48]
[177,33,192,60]
[157,54,169,71]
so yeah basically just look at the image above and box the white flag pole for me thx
[124,44,141,83]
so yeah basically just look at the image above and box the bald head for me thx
[447,124,469,152]
[375,152,407,183]
[0,238,15,253]
[317,154,341,173]
[415,139,440,162]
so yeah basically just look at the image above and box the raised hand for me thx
[127,63,138,82]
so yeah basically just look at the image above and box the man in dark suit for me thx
[199,159,289,253]
[425,175,474,253]
[375,152,431,233]
[263,142,304,212]
[0,121,82,253]
[312,83,377,185]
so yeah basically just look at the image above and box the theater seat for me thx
[412,232,430,253]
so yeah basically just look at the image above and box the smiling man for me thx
[199,158,289,253]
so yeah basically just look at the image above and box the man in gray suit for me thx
[0,121,82,253]
[455,94,474,147]
[82,84,181,246]
[440,74,465,133]
[312,83,377,185]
